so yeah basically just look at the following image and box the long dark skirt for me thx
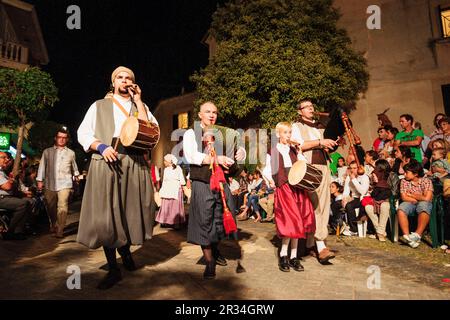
[77,153,154,249]
[187,180,237,246]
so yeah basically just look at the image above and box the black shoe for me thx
[278,256,290,272]
[236,261,246,273]
[203,262,216,280]
[212,248,227,266]
[215,254,227,266]
[317,248,336,265]
[97,268,122,290]
[289,258,304,272]
[2,232,27,240]
[121,254,137,271]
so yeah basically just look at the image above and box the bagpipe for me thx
[322,106,366,175]
[202,124,240,175]
[202,125,239,235]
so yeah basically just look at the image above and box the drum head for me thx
[288,160,307,185]
[119,117,139,147]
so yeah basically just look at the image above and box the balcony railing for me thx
[0,40,29,64]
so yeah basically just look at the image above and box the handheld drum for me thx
[288,160,323,191]
[119,117,160,150]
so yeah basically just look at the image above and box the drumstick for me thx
[113,138,120,151]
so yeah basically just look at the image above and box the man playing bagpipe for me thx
[182,101,246,279]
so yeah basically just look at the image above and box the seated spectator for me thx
[23,165,39,193]
[395,114,424,163]
[365,159,392,242]
[424,116,450,166]
[237,171,263,222]
[430,139,450,164]
[255,176,273,221]
[0,151,30,240]
[259,190,274,223]
[392,145,413,177]
[373,126,387,153]
[342,161,370,236]
[336,157,347,185]
[429,116,450,146]
[236,168,249,211]
[397,161,433,248]
[437,117,450,155]
[427,148,450,181]
[379,126,398,164]
[429,113,446,140]
[364,150,379,176]
[228,175,240,214]
[329,181,345,233]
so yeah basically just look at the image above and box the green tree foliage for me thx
[191,0,369,128]
[28,120,64,155]
[0,67,58,175]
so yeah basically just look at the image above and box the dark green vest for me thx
[91,98,137,160]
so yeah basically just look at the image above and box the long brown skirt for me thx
[77,153,154,249]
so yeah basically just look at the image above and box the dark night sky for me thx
[24,0,224,135]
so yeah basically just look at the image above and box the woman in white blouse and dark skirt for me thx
[156,154,186,229]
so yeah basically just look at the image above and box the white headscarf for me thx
[164,154,178,165]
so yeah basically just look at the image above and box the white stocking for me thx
[290,238,298,259]
[280,237,290,257]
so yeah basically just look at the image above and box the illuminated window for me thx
[441,7,450,38]
[178,112,189,129]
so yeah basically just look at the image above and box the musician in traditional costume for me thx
[77,66,158,289]
[182,101,246,279]
[291,100,338,264]
[262,122,315,272]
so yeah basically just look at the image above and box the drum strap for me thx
[112,97,131,117]
[111,97,132,150]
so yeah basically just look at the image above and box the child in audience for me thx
[397,161,433,248]
[329,181,345,233]
[365,159,392,242]
[428,148,450,181]
[337,157,347,185]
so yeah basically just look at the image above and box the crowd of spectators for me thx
[329,112,449,250]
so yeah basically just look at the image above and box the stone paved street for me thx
[0,201,449,300]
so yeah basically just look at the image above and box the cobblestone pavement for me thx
[0,201,449,300]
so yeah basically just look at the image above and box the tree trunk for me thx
[12,124,25,177]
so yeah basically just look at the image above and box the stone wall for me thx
[334,0,450,149]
